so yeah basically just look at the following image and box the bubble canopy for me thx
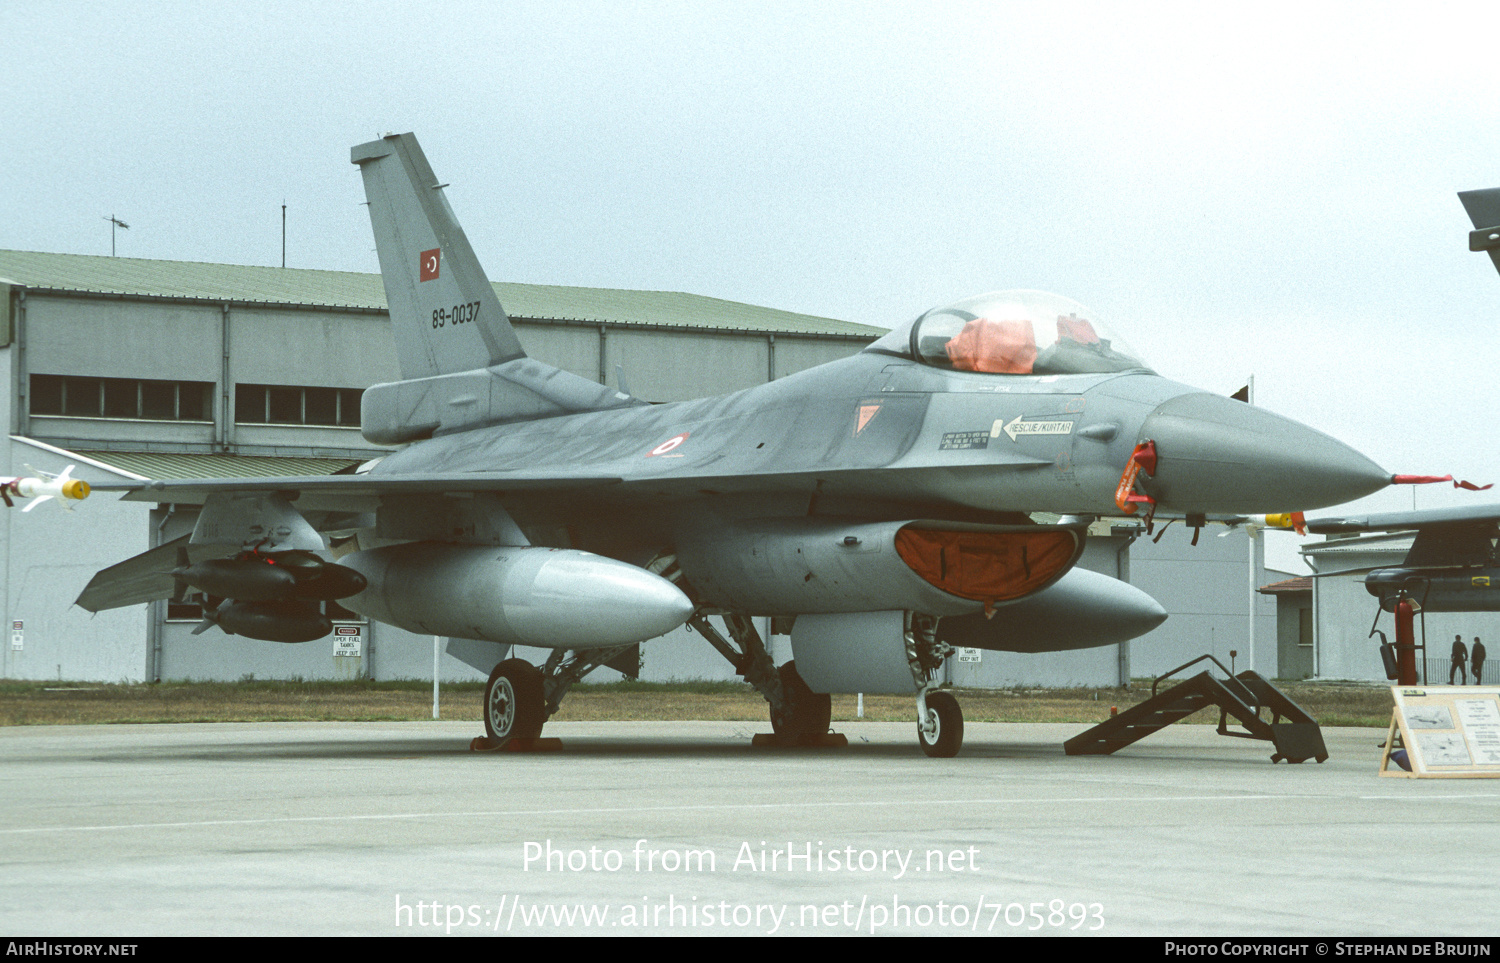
[866,291,1152,376]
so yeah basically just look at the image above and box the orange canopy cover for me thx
[944,318,1038,374]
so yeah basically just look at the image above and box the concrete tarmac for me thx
[1,719,1496,937]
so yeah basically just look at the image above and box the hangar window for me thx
[30,375,212,421]
[236,384,363,427]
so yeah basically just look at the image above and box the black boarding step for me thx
[1064,657,1327,764]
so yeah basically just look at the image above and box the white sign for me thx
[1457,698,1500,765]
[957,647,981,663]
[333,625,363,658]
[10,620,21,651]
[992,416,1075,441]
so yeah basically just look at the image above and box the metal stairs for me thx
[1063,656,1328,763]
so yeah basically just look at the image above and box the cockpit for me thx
[866,290,1152,376]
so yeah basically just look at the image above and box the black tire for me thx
[918,690,963,758]
[484,658,545,744]
[769,660,832,737]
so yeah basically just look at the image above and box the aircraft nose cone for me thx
[1138,392,1389,514]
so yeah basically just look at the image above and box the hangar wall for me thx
[1128,524,1278,679]
[0,441,146,681]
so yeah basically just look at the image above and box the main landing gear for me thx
[480,644,637,748]
[484,659,545,744]
[770,660,832,738]
[479,605,966,758]
[689,612,835,741]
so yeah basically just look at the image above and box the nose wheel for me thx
[917,690,963,758]
[484,658,545,745]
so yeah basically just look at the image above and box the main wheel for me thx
[769,660,832,737]
[918,690,963,758]
[484,658,545,744]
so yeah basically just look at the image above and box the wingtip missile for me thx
[1219,512,1307,536]
[2,465,91,512]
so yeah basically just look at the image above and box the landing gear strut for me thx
[690,612,833,740]
[906,612,963,757]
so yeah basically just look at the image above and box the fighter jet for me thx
[1295,190,1500,619]
[1273,504,1500,614]
[1248,502,1498,686]
[77,133,1397,756]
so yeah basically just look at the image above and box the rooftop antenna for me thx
[281,201,287,268]
[103,215,129,256]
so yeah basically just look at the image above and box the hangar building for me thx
[0,249,1277,689]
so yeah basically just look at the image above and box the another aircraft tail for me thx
[1459,187,1500,277]
[352,133,640,445]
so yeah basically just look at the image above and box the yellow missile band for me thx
[61,479,90,500]
[1261,513,1294,529]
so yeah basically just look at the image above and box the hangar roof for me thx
[70,450,359,480]
[1301,532,1414,556]
[0,250,884,339]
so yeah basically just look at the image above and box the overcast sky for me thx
[5,2,1499,570]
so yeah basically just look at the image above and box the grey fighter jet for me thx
[1276,504,1500,614]
[77,133,1396,757]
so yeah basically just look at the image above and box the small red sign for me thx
[419,248,441,282]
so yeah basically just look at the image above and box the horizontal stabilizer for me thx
[75,535,232,612]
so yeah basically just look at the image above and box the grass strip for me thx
[0,679,1394,728]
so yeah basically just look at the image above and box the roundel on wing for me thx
[648,432,689,456]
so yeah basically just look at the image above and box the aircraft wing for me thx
[1302,503,1500,535]
[1303,503,1500,570]
[94,472,626,510]
[91,453,1056,510]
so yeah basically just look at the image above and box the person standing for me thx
[1474,637,1487,685]
[1451,635,1469,685]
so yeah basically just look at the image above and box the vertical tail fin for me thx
[1460,187,1500,278]
[351,133,642,445]
[352,133,525,379]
